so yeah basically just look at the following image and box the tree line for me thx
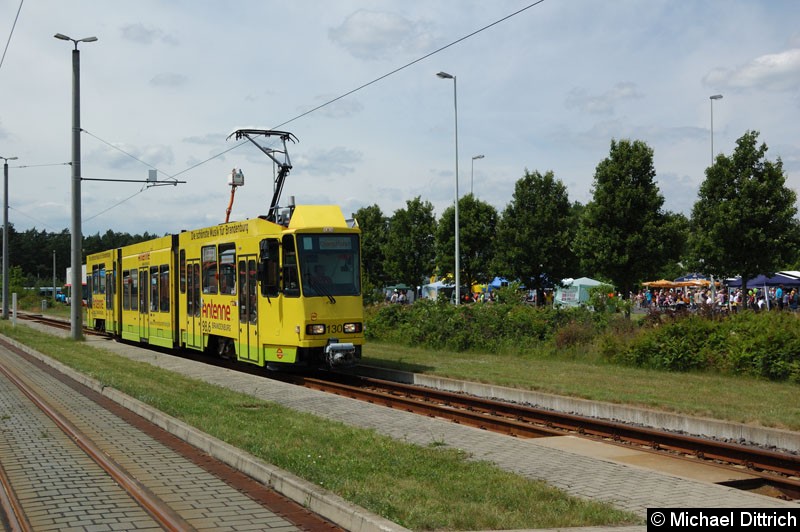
[6,228,158,287]
[7,130,798,299]
[358,130,800,298]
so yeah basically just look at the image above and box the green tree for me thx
[654,211,691,280]
[436,194,498,289]
[493,170,577,299]
[354,204,389,288]
[383,197,437,288]
[575,139,673,296]
[689,131,798,292]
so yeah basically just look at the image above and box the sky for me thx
[0,0,799,237]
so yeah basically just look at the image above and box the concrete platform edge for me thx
[3,335,410,532]
[355,365,800,452]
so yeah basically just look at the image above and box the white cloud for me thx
[328,9,437,60]
[704,48,800,92]
[2,1,799,235]
[120,23,178,45]
[149,73,188,87]
[565,82,644,115]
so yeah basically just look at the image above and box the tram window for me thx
[219,243,236,295]
[296,234,361,297]
[131,272,139,311]
[202,245,217,294]
[99,265,106,295]
[160,265,169,312]
[92,265,99,295]
[150,266,159,312]
[238,260,247,320]
[282,235,299,297]
[179,250,186,294]
[122,270,131,310]
[248,259,257,323]
[192,263,201,317]
[139,270,148,313]
[260,239,280,297]
[106,270,114,310]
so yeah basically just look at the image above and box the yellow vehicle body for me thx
[86,205,364,369]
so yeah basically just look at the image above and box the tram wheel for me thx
[217,338,235,360]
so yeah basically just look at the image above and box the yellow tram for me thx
[85,129,364,369]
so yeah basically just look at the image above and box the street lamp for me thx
[471,154,484,196]
[437,71,460,305]
[709,94,723,166]
[55,32,98,340]
[1,155,18,320]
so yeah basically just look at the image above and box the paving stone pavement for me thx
[78,334,798,519]
[7,322,799,532]
[0,344,303,531]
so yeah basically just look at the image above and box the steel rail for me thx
[299,373,800,499]
[351,376,800,476]
[0,457,31,532]
[0,359,196,532]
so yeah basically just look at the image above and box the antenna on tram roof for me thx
[226,129,298,224]
[225,168,244,223]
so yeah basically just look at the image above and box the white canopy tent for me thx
[553,277,605,308]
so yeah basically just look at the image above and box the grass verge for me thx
[363,342,800,431]
[0,321,639,531]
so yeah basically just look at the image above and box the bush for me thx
[365,297,800,382]
[614,310,800,381]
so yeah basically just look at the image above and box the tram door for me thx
[138,268,149,340]
[237,256,260,363]
[185,259,203,349]
[105,262,116,334]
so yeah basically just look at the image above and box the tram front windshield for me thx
[297,234,360,297]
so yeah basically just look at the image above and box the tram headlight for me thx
[306,324,326,335]
[343,322,362,334]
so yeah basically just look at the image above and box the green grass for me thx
[0,321,638,530]
[362,341,800,431]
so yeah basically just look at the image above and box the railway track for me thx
[15,312,800,501]
[0,332,343,531]
[290,372,800,500]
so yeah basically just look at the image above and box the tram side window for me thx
[179,249,186,294]
[259,238,280,297]
[106,270,114,310]
[248,259,257,323]
[192,263,201,317]
[219,243,236,295]
[238,260,247,318]
[282,235,299,297]
[131,271,139,311]
[150,266,159,312]
[202,245,217,294]
[99,265,106,295]
[123,270,131,310]
[160,265,169,312]
[91,264,99,295]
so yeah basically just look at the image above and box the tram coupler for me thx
[324,339,357,368]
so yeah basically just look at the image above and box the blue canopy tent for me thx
[674,273,707,282]
[727,272,800,288]
[489,276,509,289]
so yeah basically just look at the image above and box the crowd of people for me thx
[634,285,800,312]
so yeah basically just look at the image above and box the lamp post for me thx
[437,71,460,305]
[55,32,97,340]
[1,155,17,320]
[470,154,484,196]
[709,94,723,166]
